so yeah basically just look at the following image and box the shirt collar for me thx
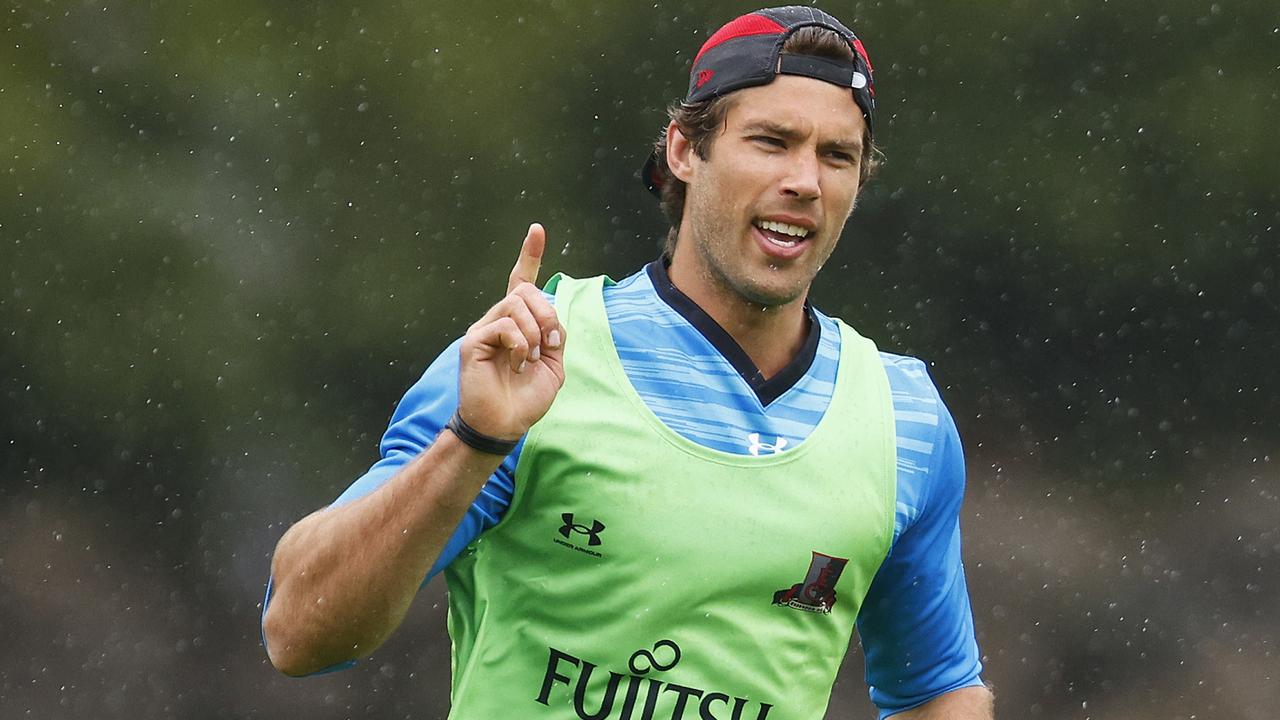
[645,259,821,407]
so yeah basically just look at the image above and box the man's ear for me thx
[666,120,695,184]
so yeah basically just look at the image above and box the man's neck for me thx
[665,254,810,381]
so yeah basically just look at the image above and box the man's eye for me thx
[752,135,785,148]
[827,151,856,165]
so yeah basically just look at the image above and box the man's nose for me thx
[780,152,822,200]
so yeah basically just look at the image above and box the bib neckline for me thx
[564,274,862,468]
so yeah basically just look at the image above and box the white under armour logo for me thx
[747,433,789,456]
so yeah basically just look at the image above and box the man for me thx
[263,7,992,719]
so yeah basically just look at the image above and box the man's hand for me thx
[457,223,566,440]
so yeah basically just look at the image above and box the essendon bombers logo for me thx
[773,552,848,614]
[536,640,775,719]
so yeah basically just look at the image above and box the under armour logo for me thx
[559,513,605,546]
[747,433,789,456]
[696,69,715,88]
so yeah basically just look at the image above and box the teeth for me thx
[756,219,810,238]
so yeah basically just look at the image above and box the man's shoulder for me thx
[877,351,937,397]
[810,310,939,400]
[600,265,652,295]
[544,266,649,302]
[598,266,662,319]
[874,350,946,427]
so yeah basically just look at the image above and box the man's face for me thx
[672,75,867,309]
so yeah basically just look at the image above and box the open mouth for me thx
[753,219,812,250]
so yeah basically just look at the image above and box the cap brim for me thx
[640,151,663,197]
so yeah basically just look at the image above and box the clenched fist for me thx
[456,223,566,441]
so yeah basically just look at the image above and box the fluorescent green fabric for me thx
[444,275,896,720]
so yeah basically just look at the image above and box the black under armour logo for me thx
[559,513,605,546]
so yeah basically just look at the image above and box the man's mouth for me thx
[753,219,812,249]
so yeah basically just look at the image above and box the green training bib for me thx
[443,275,896,720]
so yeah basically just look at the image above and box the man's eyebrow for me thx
[740,120,800,138]
[739,119,863,154]
[823,138,864,155]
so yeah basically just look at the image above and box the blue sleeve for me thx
[856,388,984,717]
[261,337,519,673]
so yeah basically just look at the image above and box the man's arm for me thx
[263,430,511,675]
[892,685,993,719]
[858,359,988,717]
[262,224,565,676]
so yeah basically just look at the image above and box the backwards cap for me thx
[643,5,876,195]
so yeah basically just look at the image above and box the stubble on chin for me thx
[682,183,811,310]
[693,227,808,310]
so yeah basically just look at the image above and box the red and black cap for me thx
[643,6,876,196]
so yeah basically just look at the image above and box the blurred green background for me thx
[2,1,1276,718]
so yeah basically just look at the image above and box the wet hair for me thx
[651,26,882,258]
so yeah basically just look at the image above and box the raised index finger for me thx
[507,223,546,294]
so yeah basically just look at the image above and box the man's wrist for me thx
[445,410,521,456]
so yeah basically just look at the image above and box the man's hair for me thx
[651,26,882,258]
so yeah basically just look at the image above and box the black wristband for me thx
[446,410,520,456]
